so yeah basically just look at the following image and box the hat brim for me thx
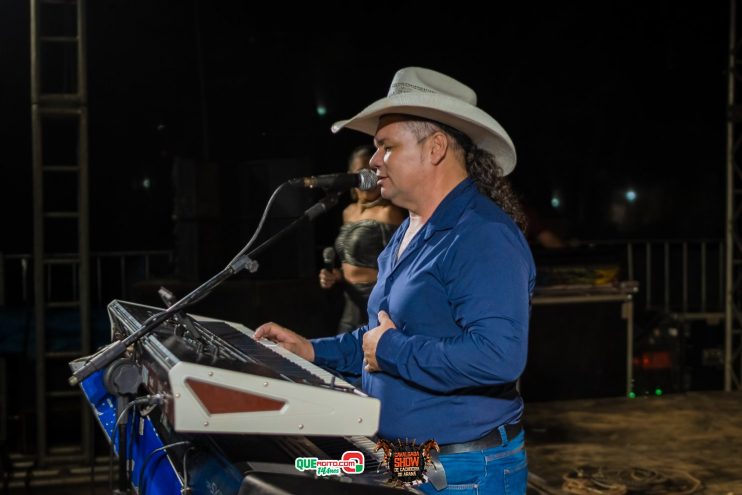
[332,92,516,175]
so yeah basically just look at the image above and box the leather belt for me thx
[438,423,523,455]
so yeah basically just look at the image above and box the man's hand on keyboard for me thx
[254,322,315,362]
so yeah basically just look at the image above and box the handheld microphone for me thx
[289,169,377,191]
[322,246,336,270]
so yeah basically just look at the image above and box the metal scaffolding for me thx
[726,0,742,391]
[30,0,91,463]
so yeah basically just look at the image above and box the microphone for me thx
[322,246,336,270]
[289,169,377,191]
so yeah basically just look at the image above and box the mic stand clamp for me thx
[228,253,259,274]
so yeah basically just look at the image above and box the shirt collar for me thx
[422,177,477,240]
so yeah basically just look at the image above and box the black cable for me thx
[174,181,290,311]
[115,395,165,489]
[68,182,292,389]
[181,446,196,494]
[138,449,164,495]
[138,440,191,495]
[227,181,290,267]
[105,395,164,492]
[115,395,165,427]
[108,439,113,492]
[89,413,95,495]
[127,407,136,489]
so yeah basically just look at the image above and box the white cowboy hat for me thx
[332,67,517,175]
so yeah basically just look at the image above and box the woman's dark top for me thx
[334,219,397,269]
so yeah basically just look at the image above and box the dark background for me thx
[0,3,732,457]
[0,0,731,376]
[0,2,729,260]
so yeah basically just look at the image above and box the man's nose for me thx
[369,149,382,169]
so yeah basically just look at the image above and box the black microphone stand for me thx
[245,191,342,259]
[102,358,142,495]
[68,190,343,387]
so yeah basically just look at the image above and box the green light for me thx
[628,392,636,399]
[316,105,327,117]
[654,388,663,396]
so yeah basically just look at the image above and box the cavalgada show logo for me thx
[294,451,365,476]
[375,438,440,486]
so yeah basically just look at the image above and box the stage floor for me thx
[6,392,741,494]
[524,391,742,494]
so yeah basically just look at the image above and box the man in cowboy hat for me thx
[255,67,535,494]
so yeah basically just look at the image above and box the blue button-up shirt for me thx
[313,178,536,444]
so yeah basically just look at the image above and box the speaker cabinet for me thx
[521,299,628,401]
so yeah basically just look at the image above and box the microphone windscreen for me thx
[322,246,336,266]
[357,169,378,191]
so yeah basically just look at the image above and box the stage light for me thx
[628,391,636,399]
[625,189,637,202]
[316,104,327,117]
[551,196,561,208]
[142,177,151,189]
[654,388,663,396]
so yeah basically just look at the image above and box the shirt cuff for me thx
[311,337,340,368]
[375,329,406,376]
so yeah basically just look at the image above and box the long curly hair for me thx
[403,119,527,232]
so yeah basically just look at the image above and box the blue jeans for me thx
[418,430,527,495]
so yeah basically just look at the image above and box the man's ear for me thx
[429,131,449,166]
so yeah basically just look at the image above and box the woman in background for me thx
[319,145,405,333]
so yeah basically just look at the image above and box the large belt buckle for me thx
[426,449,447,491]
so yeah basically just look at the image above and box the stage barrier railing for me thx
[574,239,725,322]
[0,250,174,308]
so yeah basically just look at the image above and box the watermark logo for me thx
[375,439,440,486]
[294,451,365,476]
